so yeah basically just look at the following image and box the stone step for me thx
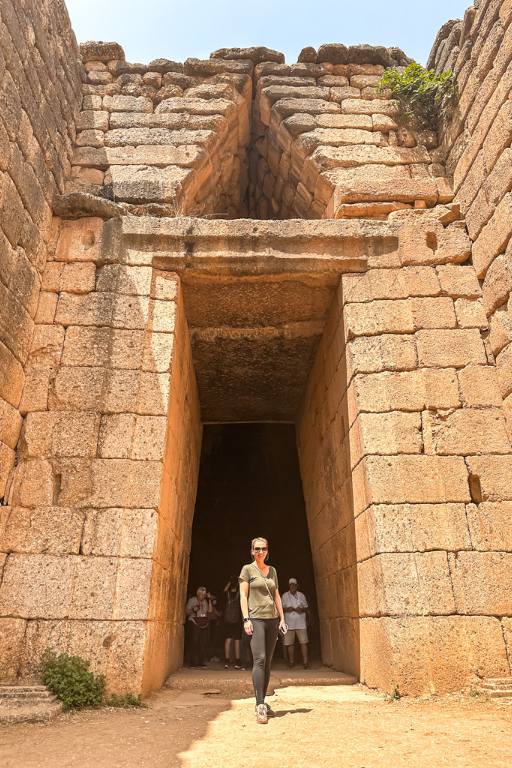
[0,685,47,693]
[486,689,512,698]
[482,678,512,689]
[166,663,358,697]
[0,701,62,725]
[0,689,54,700]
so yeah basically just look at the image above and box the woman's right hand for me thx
[244,620,253,636]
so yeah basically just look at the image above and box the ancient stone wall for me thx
[70,43,450,221]
[69,43,252,216]
[0,0,82,499]
[0,214,201,692]
[299,206,512,694]
[429,0,512,418]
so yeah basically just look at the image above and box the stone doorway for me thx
[187,422,320,661]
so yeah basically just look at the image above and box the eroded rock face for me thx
[2,0,512,702]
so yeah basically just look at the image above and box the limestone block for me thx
[437,265,481,298]
[151,271,179,301]
[34,291,57,323]
[98,414,136,458]
[0,506,84,555]
[18,363,52,414]
[334,177,437,206]
[82,508,157,557]
[424,408,511,455]
[312,144,429,170]
[341,98,399,116]
[416,329,487,367]
[342,267,440,303]
[458,365,504,407]
[355,503,470,560]
[0,443,14,498]
[137,372,171,415]
[346,335,417,376]
[155,97,235,117]
[11,459,54,507]
[0,554,74,618]
[42,262,64,292]
[95,265,153,296]
[76,111,109,131]
[316,113,372,129]
[354,455,470,512]
[0,340,25,408]
[107,164,192,204]
[62,327,174,373]
[51,367,140,413]
[350,75,381,88]
[299,128,386,153]
[360,616,509,695]
[472,194,512,278]
[372,113,398,131]
[113,558,153,620]
[56,293,167,331]
[328,86,361,101]
[0,618,26,682]
[273,98,339,120]
[358,551,455,616]
[0,398,22,449]
[60,263,96,295]
[82,95,103,110]
[450,552,512,615]
[57,459,163,509]
[489,308,512,356]
[466,456,512,501]
[350,411,422,465]
[398,223,471,266]
[55,218,104,263]
[109,112,223,131]
[142,332,175,373]
[103,95,153,112]
[466,502,512,551]
[349,368,460,416]
[344,299,414,338]
[481,253,512,315]
[68,556,119,620]
[496,344,512,398]
[411,297,457,329]
[23,411,101,459]
[76,129,105,148]
[131,416,168,460]
[454,298,488,328]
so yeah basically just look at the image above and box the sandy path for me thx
[1,685,511,768]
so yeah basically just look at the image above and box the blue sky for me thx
[65,1,471,66]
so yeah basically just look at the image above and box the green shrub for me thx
[105,693,144,708]
[378,62,456,132]
[41,649,105,710]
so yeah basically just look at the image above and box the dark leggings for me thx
[250,618,279,705]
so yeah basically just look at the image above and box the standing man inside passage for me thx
[281,577,309,669]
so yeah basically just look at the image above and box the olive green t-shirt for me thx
[239,562,279,619]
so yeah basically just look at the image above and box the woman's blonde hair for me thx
[251,537,269,560]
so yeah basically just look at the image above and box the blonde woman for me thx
[239,536,287,724]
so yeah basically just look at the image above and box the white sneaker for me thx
[256,704,268,724]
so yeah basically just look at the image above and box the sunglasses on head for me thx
[253,546,268,552]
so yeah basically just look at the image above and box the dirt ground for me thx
[1,683,512,768]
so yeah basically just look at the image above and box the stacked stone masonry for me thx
[1,0,512,697]
[0,0,82,498]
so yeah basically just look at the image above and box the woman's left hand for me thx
[279,618,287,634]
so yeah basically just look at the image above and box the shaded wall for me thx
[0,0,82,498]
[297,287,360,675]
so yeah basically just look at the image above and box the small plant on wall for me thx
[378,62,456,132]
[42,649,105,710]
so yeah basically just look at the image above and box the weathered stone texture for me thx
[0,0,82,497]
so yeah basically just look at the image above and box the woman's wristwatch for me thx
[243,617,250,623]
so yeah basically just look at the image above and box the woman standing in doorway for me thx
[239,537,287,724]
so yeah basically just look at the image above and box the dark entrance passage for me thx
[187,423,319,659]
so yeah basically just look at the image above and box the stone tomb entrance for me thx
[122,215,374,691]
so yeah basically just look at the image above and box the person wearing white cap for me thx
[281,578,309,668]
